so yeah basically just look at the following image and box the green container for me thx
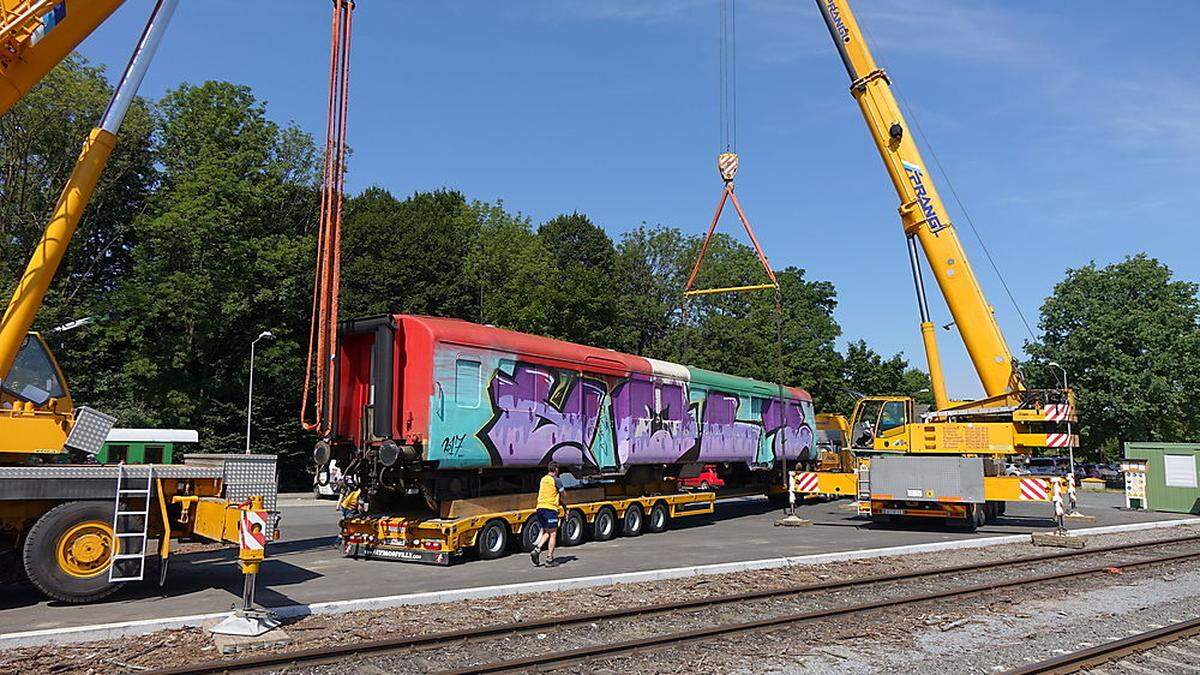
[1124,442,1200,514]
[96,429,199,465]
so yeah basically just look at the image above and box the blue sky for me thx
[77,1,1199,397]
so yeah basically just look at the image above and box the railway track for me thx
[144,534,1200,675]
[1005,615,1200,674]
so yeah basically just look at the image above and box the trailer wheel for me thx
[621,504,644,537]
[519,515,544,552]
[559,510,586,547]
[646,502,669,533]
[592,507,617,541]
[23,501,123,604]
[476,520,509,559]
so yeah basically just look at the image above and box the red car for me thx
[679,465,724,491]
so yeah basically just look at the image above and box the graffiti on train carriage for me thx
[451,358,814,471]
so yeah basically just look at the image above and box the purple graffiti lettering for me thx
[481,363,604,467]
[611,378,699,465]
[697,392,761,463]
[763,398,814,462]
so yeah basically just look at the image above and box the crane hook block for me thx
[717,152,739,183]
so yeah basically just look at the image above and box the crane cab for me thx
[847,395,1021,456]
[0,332,73,458]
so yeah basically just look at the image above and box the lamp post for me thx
[1048,361,1074,477]
[245,330,274,454]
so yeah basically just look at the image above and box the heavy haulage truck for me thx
[0,0,278,602]
[329,315,816,563]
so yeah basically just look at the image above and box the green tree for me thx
[838,340,932,413]
[1025,254,1200,459]
[84,81,320,483]
[466,201,557,335]
[340,188,477,318]
[637,231,844,408]
[537,212,619,345]
[609,225,691,355]
[0,54,155,328]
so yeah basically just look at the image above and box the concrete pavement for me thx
[0,490,1188,634]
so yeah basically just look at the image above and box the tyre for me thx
[23,501,123,604]
[520,515,544,552]
[558,510,585,547]
[592,507,617,541]
[959,506,981,532]
[646,502,670,533]
[621,504,644,537]
[984,501,1002,524]
[476,520,509,560]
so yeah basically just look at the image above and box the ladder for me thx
[108,464,153,583]
[855,457,872,516]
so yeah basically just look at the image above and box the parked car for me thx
[1027,456,1070,477]
[1004,463,1030,476]
[679,465,725,491]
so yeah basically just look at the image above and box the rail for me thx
[1004,615,1200,675]
[141,534,1200,675]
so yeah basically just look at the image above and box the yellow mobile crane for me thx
[0,0,278,604]
[792,0,1077,528]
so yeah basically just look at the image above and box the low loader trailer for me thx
[341,485,715,565]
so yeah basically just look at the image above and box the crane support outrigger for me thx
[797,0,1078,529]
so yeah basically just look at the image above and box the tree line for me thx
[2,58,1196,483]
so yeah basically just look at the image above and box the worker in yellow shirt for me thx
[531,461,566,567]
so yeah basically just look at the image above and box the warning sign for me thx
[239,509,268,559]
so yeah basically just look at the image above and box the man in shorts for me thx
[531,461,566,566]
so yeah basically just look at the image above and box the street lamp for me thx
[1047,361,1075,477]
[245,330,274,454]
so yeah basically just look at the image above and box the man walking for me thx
[531,461,566,566]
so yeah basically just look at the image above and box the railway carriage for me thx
[328,315,815,507]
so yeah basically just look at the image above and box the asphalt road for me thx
[0,490,1185,634]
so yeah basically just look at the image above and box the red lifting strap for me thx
[683,152,779,296]
[302,0,354,435]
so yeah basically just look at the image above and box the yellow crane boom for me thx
[1,0,177,450]
[814,0,1021,403]
[1,0,126,117]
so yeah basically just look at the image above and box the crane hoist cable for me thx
[301,0,354,435]
[681,2,797,482]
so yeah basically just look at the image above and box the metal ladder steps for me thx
[109,464,153,583]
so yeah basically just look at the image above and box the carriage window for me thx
[455,359,481,408]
